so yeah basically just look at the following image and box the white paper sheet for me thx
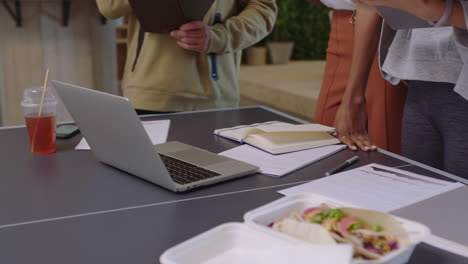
[219,144,346,177]
[75,120,170,150]
[279,163,463,212]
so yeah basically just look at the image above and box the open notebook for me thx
[214,121,340,155]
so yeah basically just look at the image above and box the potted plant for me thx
[246,44,268,65]
[266,0,296,64]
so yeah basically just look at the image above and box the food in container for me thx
[161,194,430,264]
[270,204,410,260]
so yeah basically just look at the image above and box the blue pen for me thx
[210,13,222,81]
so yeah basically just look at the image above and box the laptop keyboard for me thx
[159,154,221,185]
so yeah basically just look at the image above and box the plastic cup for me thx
[21,87,58,154]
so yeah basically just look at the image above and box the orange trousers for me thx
[314,10,407,154]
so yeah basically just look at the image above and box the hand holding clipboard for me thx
[129,0,215,34]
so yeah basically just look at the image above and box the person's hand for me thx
[333,102,377,151]
[170,21,210,53]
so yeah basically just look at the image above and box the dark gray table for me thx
[0,106,466,263]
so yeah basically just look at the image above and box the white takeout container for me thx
[160,193,430,264]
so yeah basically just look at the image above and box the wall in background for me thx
[0,0,119,126]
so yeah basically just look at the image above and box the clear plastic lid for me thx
[21,87,57,117]
[21,87,57,107]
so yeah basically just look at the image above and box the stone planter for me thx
[266,41,294,65]
[246,46,267,65]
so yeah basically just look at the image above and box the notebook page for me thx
[260,123,335,133]
[214,122,336,142]
[279,164,463,212]
[75,120,170,150]
[219,144,346,177]
[214,121,285,142]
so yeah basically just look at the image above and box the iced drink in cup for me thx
[21,87,57,154]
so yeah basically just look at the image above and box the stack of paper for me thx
[219,144,346,177]
[279,163,463,212]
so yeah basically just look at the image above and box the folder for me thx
[392,185,468,255]
[129,0,215,34]
[376,6,433,29]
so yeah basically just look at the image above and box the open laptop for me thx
[52,81,259,192]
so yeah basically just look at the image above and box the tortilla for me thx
[339,207,410,246]
[273,218,336,244]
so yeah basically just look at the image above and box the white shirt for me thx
[320,0,355,10]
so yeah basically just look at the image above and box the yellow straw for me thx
[31,68,49,153]
[38,68,49,117]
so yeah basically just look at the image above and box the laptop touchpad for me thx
[168,148,229,167]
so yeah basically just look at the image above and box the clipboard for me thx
[129,0,215,34]
[392,185,468,248]
[376,6,433,29]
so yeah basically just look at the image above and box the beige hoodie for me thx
[97,0,277,111]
